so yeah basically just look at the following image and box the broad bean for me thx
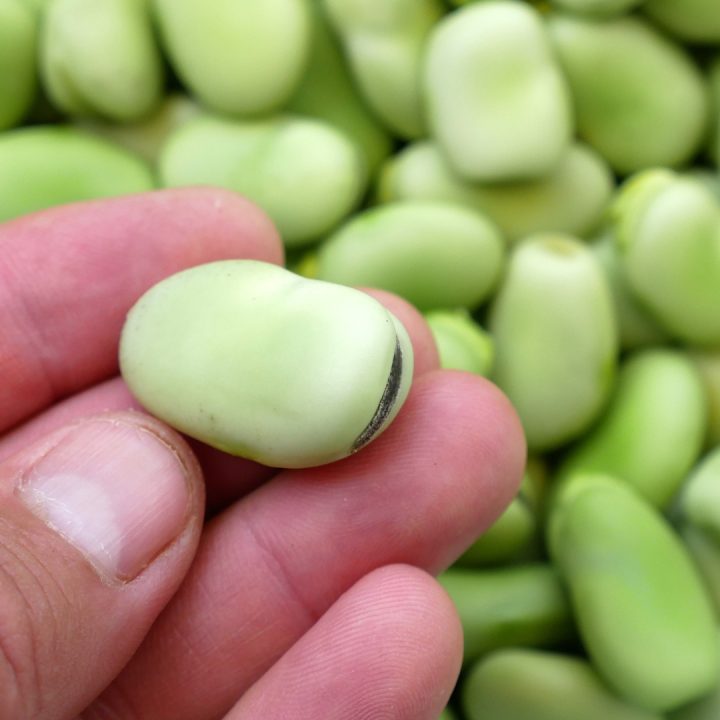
[455,493,536,567]
[591,233,668,350]
[558,349,707,508]
[425,1,572,182]
[462,648,662,720]
[643,0,720,44]
[489,235,617,451]
[378,141,613,244]
[42,0,163,121]
[424,309,494,376]
[681,447,720,546]
[439,565,574,665]
[551,476,718,711]
[0,0,37,130]
[322,0,443,139]
[613,170,720,346]
[691,351,720,448]
[316,202,505,311]
[153,0,311,116]
[119,260,414,468]
[0,126,154,222]
[547,12,708,174]
[288,0,392,176]
[159,114,366,247]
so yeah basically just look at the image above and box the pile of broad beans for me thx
[2,0,720,717]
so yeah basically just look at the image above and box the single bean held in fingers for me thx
[120,260,414,469]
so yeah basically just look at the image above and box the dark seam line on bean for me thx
[351,337,403,452]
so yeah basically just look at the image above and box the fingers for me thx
[0,188,283,433]
[0,411,204,720]
[227,565,462,720]
[1,288,440,511]
[88,371,525,720]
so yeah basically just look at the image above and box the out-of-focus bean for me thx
[315,201,505,311]
[378,141,613,244]
[322,0,443,139]
[558,349,707,508]
[489,234,617,451]
[0,126,154,222]
[613,170,720,346]
[159,114,366,248]
[288,0,392,176]
[462,648,662,720]
[424,309,494,376]
[42,0,163,121]
[591,233,668,350]
[547,12,708,174]
[643,0,720,44]
[440,565,575,665]
[153,0,312,116]
[551,476,718,711]
[0,0,37,130]
[691,351,720,448]
[425,1,572,182]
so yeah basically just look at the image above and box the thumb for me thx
[0,411,204,720]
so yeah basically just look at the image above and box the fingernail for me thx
[16,418,191,582]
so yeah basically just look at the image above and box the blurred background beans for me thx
[3,0,720,716]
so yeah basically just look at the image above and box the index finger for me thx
[0,188,283,433]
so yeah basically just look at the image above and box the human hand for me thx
[0,189,525,720]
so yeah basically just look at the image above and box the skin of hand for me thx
[0,188,525,720]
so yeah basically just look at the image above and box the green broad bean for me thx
[462,649,663,720]
[547,13,709,175]
[377,141,614,244]
[669,633,720,720]
[710,57,720,166]
[455,493,536,567]
[322,0,443,139]
[440,565,574,665]
[425,1,573,182]
[613,170,720,346]
[643,0,720,44]
[42,0,163,122]
[591,233,668,350]
[0,126,154,222]
[558,349,707,508]
[424,309,494,376]
[0,0,37,131]
[119,260,414,468]
[689,169,720,201]
[153,0,311,116]
[682,447,720,546]
[548,0,646,17]
[78,94,201,167]
[552,477,719,711]
[288,0,392,176]
[489,234,617,451]
[681,524,720,618]
[439,709,457,720]
[315,202,505,311]
[691,351,720,448]
[159,114,366,248]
